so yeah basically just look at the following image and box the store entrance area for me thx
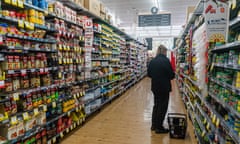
[62,78,196,144]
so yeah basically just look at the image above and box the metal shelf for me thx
[211,41,240,52]
[6,33,56,43]
[214,63,240,71]
[208,92,240,119]
[203,100,240,144]
[209,77,240,95]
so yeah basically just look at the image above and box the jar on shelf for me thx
[5,74,13,92]
[21,74,30,89]
[12,74,20,91]
[32,91,38,108]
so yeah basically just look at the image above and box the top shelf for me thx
[178,0,204,38]
[57,0,145,45]
[211,41,240,52]
[229,16,240,28]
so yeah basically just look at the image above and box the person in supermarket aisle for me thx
[147,45,175,134]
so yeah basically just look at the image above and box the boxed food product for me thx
[84,0,100,16]
[0,125,17,140]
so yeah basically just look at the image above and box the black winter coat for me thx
[147,54,175,93]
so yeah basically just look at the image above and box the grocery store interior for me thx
[0,0,240,144]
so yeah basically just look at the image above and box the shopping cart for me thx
[167,113,187,139]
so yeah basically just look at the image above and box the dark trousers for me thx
[152,90,169,129]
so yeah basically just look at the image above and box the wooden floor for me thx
[62,78,196,144]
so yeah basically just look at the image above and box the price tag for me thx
[47,141,51,144]
[52,137,56,143]
[201,131,206,137]
[18,20,24,28]
[40,68,44,73]
[11,116,18,125]
[13,93,19,101]
[43,105,47,112]
[216,118,220,127]
[5,112,8,119]
[203,118,207,124]
[34,108,39,116]
[77,120,80,125]
[76,107,79,112]
[206,123,210,130]
[22,112,29,120]
[66,128,69,133]
[70,125,73,130]
[60,132,64,138]
[17,0,23,8]
[67,111,71,117]
[4,0,11,4]
[74,123,76,128]
[58,44,62,50]
[52,102,56,108]
[21,69,26,75]
[212,115,216,124]
[45,68,49,73]
[29,22,34,30]
[11,0,17,6]
[58,72,62,78]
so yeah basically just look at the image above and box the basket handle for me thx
[168,113,187,118]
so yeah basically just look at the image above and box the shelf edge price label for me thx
[34,108,39,116]
[17,0,24,8]
[11,116,18,125]
[4,0,11,4]
[60,132,64,138]
[18,20,24,28]
[13,93,19,101]
[66,128,69,133]
[216,118,220,127]
[23,112,29,120]
[43,105,47,112]
[52,102,56,108]
[11,0,17,6]
[52,137,56,143]
[67,111,71,117]
[70,125,73,130]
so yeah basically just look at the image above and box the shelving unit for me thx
[0,0,147,143]
[176,0,240,143]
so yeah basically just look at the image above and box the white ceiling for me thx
[100,0,199,38]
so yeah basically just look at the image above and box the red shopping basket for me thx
[167,113,187,139]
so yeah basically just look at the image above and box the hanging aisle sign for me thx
[204,0,229,43]
[84,17,93,78]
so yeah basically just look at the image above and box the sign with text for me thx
[138,14,171,27]
[84,18,93,70]
[204,0,229,43]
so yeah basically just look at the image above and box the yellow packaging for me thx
[28,9,36,16]
[29,16,36,23]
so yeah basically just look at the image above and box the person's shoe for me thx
[155,128,169,134]
[151,126,155,131]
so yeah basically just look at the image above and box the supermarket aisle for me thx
[62,78,196,144]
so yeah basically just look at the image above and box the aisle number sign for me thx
[204,0,229,43]
[84,17,93,71]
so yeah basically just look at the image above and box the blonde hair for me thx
[156,45,167,56]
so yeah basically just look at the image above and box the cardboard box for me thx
[100,13,106,20]
[100,3,106,14]
[84,0,100,16]
[186,6,195,22]
[74,0,84,7]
